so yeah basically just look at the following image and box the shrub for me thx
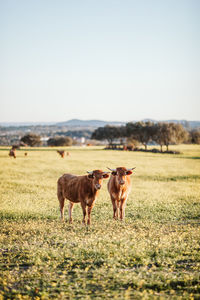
[47,136,73,146]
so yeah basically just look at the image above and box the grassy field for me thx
[0,145,200,299]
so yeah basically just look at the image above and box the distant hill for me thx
[55,119,125,127]
[0,119,199,129]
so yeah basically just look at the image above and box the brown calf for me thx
[107,167,135,220]
[57,150,65,158]
[9,149,16,159]
[57,170,109,225]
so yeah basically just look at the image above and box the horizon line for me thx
[0,118,200,125]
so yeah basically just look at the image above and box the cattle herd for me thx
[57,167,135,225]
[8,148,70,159]
[57,150,70,158]
[8,147,135,224]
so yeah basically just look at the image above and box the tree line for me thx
[20,134,74,147]
[91,121,200,152]
[10,122,200,149]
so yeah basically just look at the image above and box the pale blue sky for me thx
[0,0,199,123]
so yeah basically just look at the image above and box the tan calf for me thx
[107,167,135,220]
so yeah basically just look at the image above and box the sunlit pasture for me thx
[0,145,200,299]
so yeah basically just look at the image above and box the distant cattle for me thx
[57,170,109,225]
[9,149,16,159]
[107,167,135,220]
[57,150,65,158]
[123,145,134,151]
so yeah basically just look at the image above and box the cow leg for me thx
[57,187,65,221]
[116,201,120,219]
[87,205,93,225]
[68,202,74,224]
[81,202,87,225]
[59,197,65,222]
[111,199,118,219]
[120,199,126,220]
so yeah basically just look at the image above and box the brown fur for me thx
[57,150,65,158]
[107,167,133,220]
[9,149,16,159]
[57,170,109,225]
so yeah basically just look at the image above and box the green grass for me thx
[0,145,200,299]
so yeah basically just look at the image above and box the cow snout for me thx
[95,183,101,190]
[119,180,125,185]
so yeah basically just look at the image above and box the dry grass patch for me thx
[0,145,200,299]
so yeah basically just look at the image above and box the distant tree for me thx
[20,133,42,147]
[56,130,92,139]
[126,137,140,149]
[125,122,138,139]
[47,136,73,146]
[126,121,155,150]
[139,121,156,150]
[189,129,200,144]
[11,144,20,150]
[153,123,166,152]
[154,123,188,151]
[118,126,127,144]
[172,123,189,148]
[91,126,121,146]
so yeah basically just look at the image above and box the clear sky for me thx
[0,0,199,123]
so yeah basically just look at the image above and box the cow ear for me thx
[112,171,117,176]
[103,173,109,179]
[126,170,133,175]
[88,174,94,179]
